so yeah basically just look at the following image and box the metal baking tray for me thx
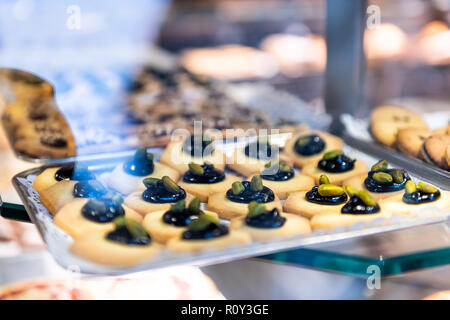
[11,138,450,275]
[340,112,450,185]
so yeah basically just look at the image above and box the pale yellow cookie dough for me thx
[282,131,344,168]
[227,146,290,177]
[54,198,142,239]
[302,160,368,185]
[247,173,315,200]
[107,161,179,195]
[230,213,311,241]
[159,140,226,174]
[178,174,241,202]
[208,192,282,220]
[32,167,62,194]
[166,230,251,253]
[71,232,162,268]
[142,210,219,244]
[283,191,346,218]
[39,180,77,215]
[380,190,450,216]
[124,191,195,216]
[342,173,404,201]
[310,210,391,230]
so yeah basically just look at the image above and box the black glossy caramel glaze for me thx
[106,226,151,246]
[294,134,325,156]
[81,199,125,223]
[54,166,93,181]
[261,168,294,182]
[123,155,154,177]
[244,141,278,160]
[226,181,275,203]
[162,208,201,227]
[182,223,229,240]
[305,186,348,205]
[73,181,107,199]
[403,190,441,205]
[364,169,410,193]
[341,195,380,215]
[318,154,355,173]
[182,136,214,157]
[183,164,225,184]
[142,180,186,203]
[245,208,286,229]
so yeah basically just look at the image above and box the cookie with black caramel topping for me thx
[54,194,142,239]
[160,134,226,174]
[71,216,161,268]
[283,174,347,218]
[381,181,450,216]
[178,162,240,202]
[247,160,314,200]
[208,175,282,219]
[230,202,310,242]
[310,185,391,229]
[125,176,195,216]
[343,160,410,201]
[167,211,251,253]
[282,130,344,168]
[302,150,368,185]
[108,148,179,195]
[143,198,219,243]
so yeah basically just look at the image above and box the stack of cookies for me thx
[370,105,450,171]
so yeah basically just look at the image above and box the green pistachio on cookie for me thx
[318,184,345,197]
[170,200,186,212]
[125,219,148,239]
[418,182,438,194]
[356,190,376,207]
[373,172,393,183]
[113,216,126,228]
[188,163,204,175]
[232,181,245,195]
[371,160,388,172]
[322,150,343,160]
[344,184,358,196]
[296,136,310,147]
[279,161,292,172]
[405,180,417,194]
[247,201,267,218]
[188,198,201,214]
[250,175,264,192]
[188,213,219,231]
[391,170,404,184]
[319,174,330,185]
[143,177,160,188]
[162,176,180,193]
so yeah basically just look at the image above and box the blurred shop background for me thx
[1,0,450,299]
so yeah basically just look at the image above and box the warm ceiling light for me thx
[260,33,326,77]
[417,21,450,66]
[364,23,407,61]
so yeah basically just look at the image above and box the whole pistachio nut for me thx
[345,184,358,196]
[250,175,264,192]
[318,184,345,197]
[125,219,148,239]
[247,201,267,218]
[188,197,201,213]
[319,174,330,185]
[170,200,186,212]
[373,172,393,183]
[322,150,343,160]
[188,163,204,175]
[143,177,160,188]
[232,181,245,195]
[356,190,377,206]
[418,182,438,194]
[391,170,404,184]
[371,160,388,172]
[162,176,180,193]
[405,180,417,194]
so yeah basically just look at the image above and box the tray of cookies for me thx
[11,131,450,274]
[341,103,450,182]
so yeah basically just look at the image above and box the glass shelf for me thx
[1,200,449,277]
